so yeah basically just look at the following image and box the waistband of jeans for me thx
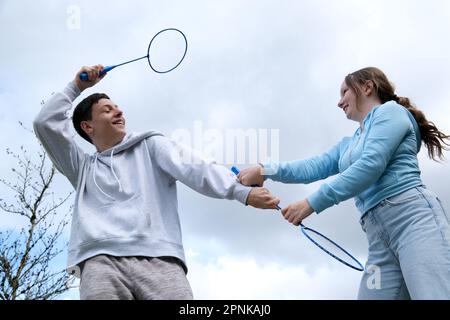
[361,184,427,221]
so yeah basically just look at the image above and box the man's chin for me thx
[110,130,127,145]
[117,130,127,141]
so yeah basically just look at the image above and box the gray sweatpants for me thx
[79,254,193,300]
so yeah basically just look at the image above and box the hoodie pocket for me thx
[77,194,151,245]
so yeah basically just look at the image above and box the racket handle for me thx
[79,72,89,81]
[232,166,282,210]
[231,166,261,187]
[230,166,240,176]
[79,65,115,81]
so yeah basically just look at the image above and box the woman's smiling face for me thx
[338,81,360,122]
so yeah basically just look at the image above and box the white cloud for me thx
[186,250,362,300]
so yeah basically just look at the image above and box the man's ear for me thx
[80,120,93,136]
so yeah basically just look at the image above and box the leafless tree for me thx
[0,123,73,300]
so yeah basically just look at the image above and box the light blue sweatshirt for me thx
[263,101,423,214]
[33,82,252,276]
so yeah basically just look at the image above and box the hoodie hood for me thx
[92,131,163,200]
[96,131,164,156]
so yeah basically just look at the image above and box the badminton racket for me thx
[231,166,364,271]
[80,28,188,80]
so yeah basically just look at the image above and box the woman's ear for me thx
[363,80,375,97]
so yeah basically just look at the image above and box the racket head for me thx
[300,224,364,271]
[146,28,188,74]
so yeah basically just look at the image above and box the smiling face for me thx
[80,98,126,151]
[338,68,387,125]
[338,81,361,122]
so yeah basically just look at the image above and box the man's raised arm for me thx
[33,65,104,188]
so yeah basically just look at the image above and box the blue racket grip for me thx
[230,166,240,176]
[79,66,114,81]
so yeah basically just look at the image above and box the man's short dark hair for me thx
[72,93,110,144]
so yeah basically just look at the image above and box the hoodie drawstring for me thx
[109,149,123,192]
[93,149,123,200]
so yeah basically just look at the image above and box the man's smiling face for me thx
[81,98,126,149]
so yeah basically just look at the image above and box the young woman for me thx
[238,67,450,299]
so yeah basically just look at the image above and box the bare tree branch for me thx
[0,124,72,300]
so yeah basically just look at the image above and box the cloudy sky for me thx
[1,0,450,300]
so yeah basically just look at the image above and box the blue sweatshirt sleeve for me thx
[262,140,343,184]
[307,104,411,213]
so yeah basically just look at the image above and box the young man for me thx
[34,65,280,300]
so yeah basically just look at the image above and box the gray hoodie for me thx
[33,82,252,276]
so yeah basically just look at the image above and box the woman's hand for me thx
[238,165,265,187]
[281,199,314,226]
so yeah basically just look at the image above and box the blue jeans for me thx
[358,186,450,300]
